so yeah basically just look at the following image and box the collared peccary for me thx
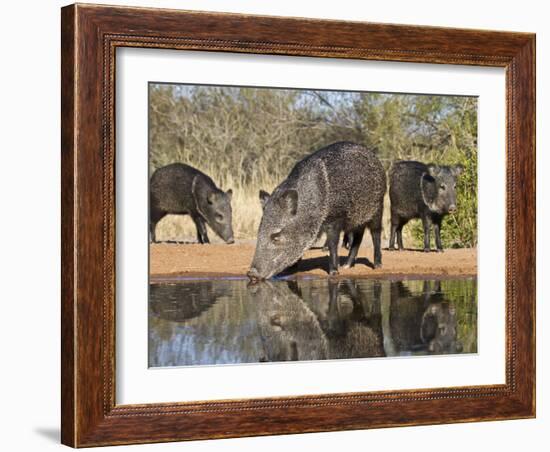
[150,163,234,244]
[389,161,462,252]
[248,142,386,280]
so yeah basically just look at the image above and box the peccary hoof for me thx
[329,269,339,276]
[423,248,431,253]
[373,262,382,269]
[436,248,444,253]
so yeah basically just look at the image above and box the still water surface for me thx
[149,278,477,367]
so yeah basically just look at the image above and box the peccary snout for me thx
[247,267,263,282]
[198,189,235,244]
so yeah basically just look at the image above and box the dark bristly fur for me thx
[389,161,463,252]
[150,163,234,244]
[248,142,386,279]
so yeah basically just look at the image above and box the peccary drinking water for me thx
[248,142,386,280]
[150,163,234,244]
[389,161,462,252]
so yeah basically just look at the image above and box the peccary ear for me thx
[451,165,463,177]
[278,189,298,216]
[426,164,438,177]
[226,189,233,201]
[259,190,271,209]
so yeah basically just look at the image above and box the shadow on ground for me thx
[281,256,375,276]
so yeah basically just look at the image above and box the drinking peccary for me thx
[150,163,234,244]
[389,161,462,252]
[248,142,386,280]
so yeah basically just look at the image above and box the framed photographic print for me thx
[61,3,535,447]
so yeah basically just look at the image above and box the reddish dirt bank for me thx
[150,241,477,280]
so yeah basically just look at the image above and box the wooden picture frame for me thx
[61,3,535,447]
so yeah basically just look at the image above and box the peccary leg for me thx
[150,208,166,243]
[371,227,382,268]
[433,218,443,252]
[396,224,405,250]
[389,223,397,250]
[150,220,158,243]
[323,232,352,252]
[327,279,340,316]
[345,280,368,320]
[327,280,342,332]
[343,232,353,250]
[289,341,299,361]
[434,280,442,292]
[391,215,405,251]
[326,227,340,276]
[422,216,432,252]
[389,213,399,250]
[150,222,158,243]
[192,214,210,244]
[343,228,364,269]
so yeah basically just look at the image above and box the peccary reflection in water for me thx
[247,282,328,362]
[287,279,385,360]
[387,280,463,355]
[148,278,475,367]
[149,282,229,322]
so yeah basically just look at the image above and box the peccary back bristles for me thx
[249,142,386,279]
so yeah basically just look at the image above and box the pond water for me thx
[148,277,477,367]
